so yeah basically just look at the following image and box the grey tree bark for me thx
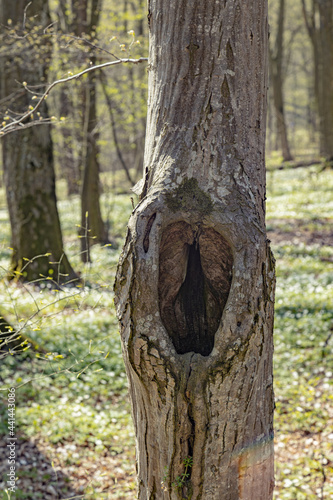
[115,1,275,499]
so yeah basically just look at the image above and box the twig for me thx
[0,57,148,137]
[22,2,32,30]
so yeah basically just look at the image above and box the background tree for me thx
[77,0,109,261]
[302,0,333,162]
[115,0,275,498]
[265,0,319,160]
[52,1,82,195]
[97,0,148,184]
[269,0,294,161]
[52,0,108,261]
[0,0,77,283]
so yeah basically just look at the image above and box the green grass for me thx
[0,185,136,498]
[269,165,333,499]
[0,163,332,498]
[266,165,333,221]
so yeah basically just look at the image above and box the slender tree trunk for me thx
[269,0,293,161]
[71,0,88,34]
[80,68,108,262]
[316,0,333,161]
[58,88,81,195]
[0,0,77,284]
[56,0,107,236]
[115,1,275,499]
[74,0,108,261]
[100,71,135,185]
[302,0,333,161]
[52,0,81,195]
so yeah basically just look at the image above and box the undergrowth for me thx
[0,164,332,498]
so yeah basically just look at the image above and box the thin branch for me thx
[23,2,32,30]
[0,57,148,137]
[49,31,122,60]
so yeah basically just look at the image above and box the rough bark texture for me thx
[115,1,275,499]
[302,0,333,161]
[269,0,293,161]
[0,0,77,284]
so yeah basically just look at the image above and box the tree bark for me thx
[0,0,77,284]
[115,1,275,499]
[269,0,293,161]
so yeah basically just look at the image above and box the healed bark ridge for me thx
[115,0,275,498]
[159,222,233,356]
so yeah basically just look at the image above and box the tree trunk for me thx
[100,71,135,186]
[269,0,293,161]
[71,0,88,34]
[302,0,333,161]
[73,0,108,261]
[80,67,108,262]
[0,0,77,284]
[115,1,275,499]
[53,2,87,196]
[55,0,107,234]
[58,87,81,196]
[316,0,333,161]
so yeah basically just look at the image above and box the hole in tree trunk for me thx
[158,222,233,356]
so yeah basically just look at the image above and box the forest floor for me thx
[0,163,332,499]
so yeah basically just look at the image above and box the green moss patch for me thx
[165,177,213,216]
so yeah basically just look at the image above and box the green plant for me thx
[172,456,193,491]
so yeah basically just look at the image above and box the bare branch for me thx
[0,57,148,137]
[47,31,122,61]
[23,2,32,30]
